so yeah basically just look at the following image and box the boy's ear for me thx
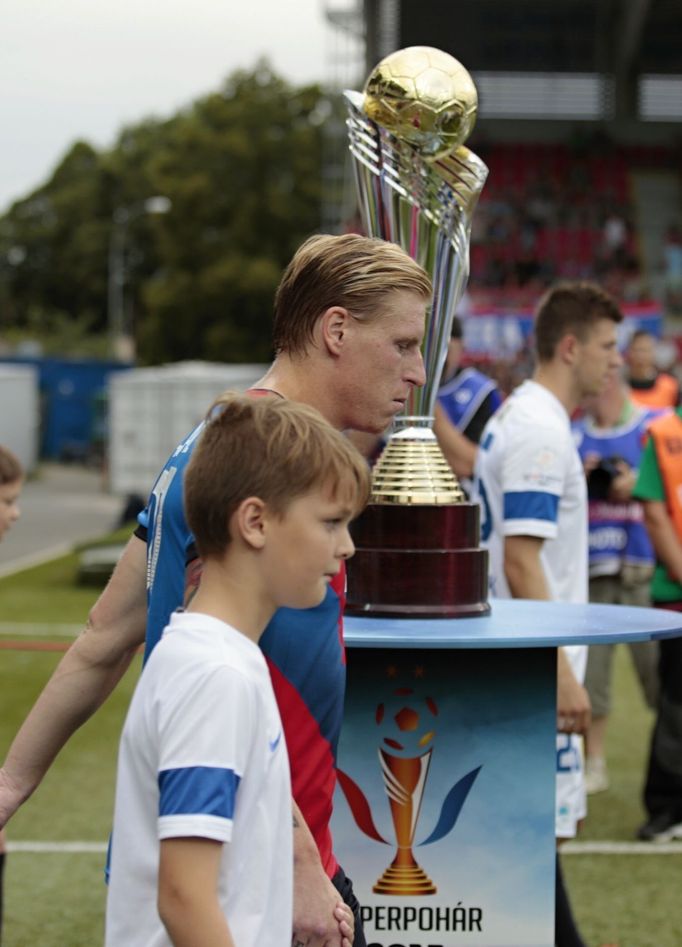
[319,306,352,356]
[234,497,267,549]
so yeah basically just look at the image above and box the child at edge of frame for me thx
[104,392,371,947]
[0,444,24,946]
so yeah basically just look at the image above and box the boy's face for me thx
[262,485,356,610]
[0,478,22,540]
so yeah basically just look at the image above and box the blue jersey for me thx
[137,415,346,877]
[573,406,660,576]
[437,367,502,442]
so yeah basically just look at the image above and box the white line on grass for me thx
[563,840,682,855]
[7,840,682,854]
[9,841,108,853]
[0,622,81,637]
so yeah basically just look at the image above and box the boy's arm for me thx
[158,837,235,947]
[0,535,148,826]
[504,534,591,735]
[293,800,353,947]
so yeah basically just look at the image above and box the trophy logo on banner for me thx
[337,680,481,896]
[344,46,490,619]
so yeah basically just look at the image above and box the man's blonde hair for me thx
[185,393,371,559]
[273,233,432,356]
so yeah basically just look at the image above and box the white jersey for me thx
[106,611,292,947]
[474,380,588,611]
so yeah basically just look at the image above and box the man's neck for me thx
[532,364,575,416]
[255,355,344,430]
[592,396,633,429]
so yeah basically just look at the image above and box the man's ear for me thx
[557,332,579,366]
[233,497,267,549]
[319,306,353,356]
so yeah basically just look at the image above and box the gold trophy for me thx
[374,746,436,895]
[344,47,490,617]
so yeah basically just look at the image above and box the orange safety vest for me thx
[648,411,682,537]
[630,373,680,410]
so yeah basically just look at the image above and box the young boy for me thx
[105,394,370,947]
[0,444,23,941]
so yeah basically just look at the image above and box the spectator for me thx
[625,330,680,410]
[632,408,682,842]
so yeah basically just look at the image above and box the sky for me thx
[0,0,360,214]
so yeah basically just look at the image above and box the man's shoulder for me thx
[489,385,566,441]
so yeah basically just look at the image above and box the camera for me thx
[587,456,624,501]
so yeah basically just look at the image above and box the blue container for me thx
[0,356,132,460]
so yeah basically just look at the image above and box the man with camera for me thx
[573,371,662,795]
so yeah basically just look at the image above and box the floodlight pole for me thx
[107,196,171,361]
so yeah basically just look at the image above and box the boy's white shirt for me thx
[105,610,292,947]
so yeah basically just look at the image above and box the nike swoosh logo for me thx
[269,731,282,753]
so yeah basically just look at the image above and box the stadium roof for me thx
[363,0,682,122]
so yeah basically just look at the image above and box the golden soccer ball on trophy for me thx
[363,46,478,160]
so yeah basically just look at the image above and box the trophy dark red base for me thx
[345,421,489,619]
[343,48,490,624]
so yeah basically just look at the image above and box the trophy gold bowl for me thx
[344,46,490,618]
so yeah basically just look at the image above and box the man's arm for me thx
[504,535,591,735]
[158,837,234,947]
[433,402,478,478]
[643,500,682,583]
[0,534,148,826]
[292,800,353,947]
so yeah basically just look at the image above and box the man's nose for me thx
[407,350,427,388]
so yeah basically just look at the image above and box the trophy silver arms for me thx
[344,87,488,426]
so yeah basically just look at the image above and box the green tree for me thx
[0,62,327,363]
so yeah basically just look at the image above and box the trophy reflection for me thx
[374,747,436,895]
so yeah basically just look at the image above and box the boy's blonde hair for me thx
[184,393,371,559]
[273,233,432,356]
[0,445,22,485]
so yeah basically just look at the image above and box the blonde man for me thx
[1,233,431,947]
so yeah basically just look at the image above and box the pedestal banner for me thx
[332,647,557,947]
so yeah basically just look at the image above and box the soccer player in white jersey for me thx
[105,394,370,947]
[472,282,622,947]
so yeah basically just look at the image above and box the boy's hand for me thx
[293,862,353,946]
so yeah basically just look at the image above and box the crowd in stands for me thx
[468,142,645,305]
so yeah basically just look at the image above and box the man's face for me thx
[575,318,622,399]
[0,478,22,541]
[336,290,427,433]
[627,335,656,378]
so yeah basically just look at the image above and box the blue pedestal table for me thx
[331,598,682,947]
